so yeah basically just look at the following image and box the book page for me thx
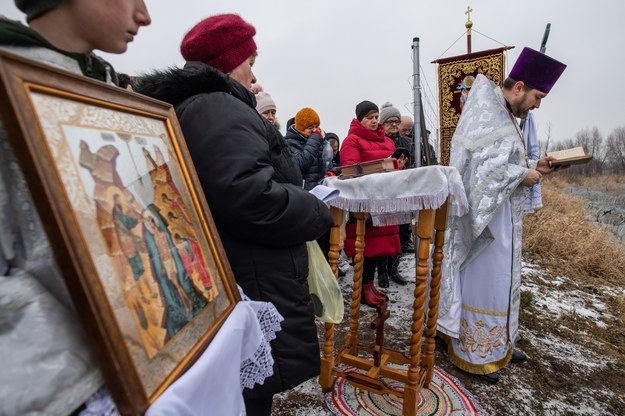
[309,184,340,203]
[547,146,586,160]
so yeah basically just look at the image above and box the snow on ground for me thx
[521,268,613,329]
[273,254,623,415]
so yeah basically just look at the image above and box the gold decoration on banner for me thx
[436,49,507,165]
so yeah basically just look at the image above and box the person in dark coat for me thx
[285,107,326,190]
[378,102,412,286]
[134,14,333,416]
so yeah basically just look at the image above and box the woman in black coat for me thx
[135,14,333,416]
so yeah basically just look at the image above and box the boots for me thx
[360,258,385,307]
[363,257,388,299]
[377,257,390,288]
[361,282,381,307]
[388,255,408,285]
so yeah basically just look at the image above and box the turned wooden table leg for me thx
[320,207,345,390]
[346,212,366,354]
[422,199,449,386]
[404,209,435,416]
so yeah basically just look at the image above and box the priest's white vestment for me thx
[438,74,538,375]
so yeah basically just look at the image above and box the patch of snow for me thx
[542,388,617,415]
[526,332,606,370]
[521,275,613,329]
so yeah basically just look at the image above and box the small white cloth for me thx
[523,112,543,214]
[322,166,468,225]
[145,301,281,416]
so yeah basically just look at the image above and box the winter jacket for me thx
[135,61,333,398]
[0,17,118,416]
[387,132,414,166]
[340,119,401,258]
[400,133,439,167]
[284,126,325,190]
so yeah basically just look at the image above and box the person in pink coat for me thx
[340,101,405,307]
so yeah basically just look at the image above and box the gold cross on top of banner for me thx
[465,6,473,51]
[465,6,473,31]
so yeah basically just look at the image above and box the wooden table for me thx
[319,167,468,416]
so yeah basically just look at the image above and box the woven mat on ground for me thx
[324,364,484,416]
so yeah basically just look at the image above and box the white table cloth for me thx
[322,165,468,223]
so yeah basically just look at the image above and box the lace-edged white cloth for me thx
[238,288,284,390]
[81,292,283,416]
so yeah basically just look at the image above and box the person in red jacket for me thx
[340,101,406,307]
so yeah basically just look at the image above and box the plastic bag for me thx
[306,241,344,323]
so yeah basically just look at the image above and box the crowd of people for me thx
[0,1,568,414]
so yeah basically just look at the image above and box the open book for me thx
[547,147,593,167]
[338,158,398,179]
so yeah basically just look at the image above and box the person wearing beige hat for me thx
[135,14,333,416]
[255,90,279,128]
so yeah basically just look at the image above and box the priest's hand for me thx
[522,169,542,187]
[537,156,568,174]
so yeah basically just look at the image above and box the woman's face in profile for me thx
[229,53,257,89]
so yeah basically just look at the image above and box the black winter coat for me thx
[387,133,414,166]
[135,61,333,398]
[284,126,325,190]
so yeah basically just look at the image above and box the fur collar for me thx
[134,61,255,108]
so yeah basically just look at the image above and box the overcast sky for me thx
[2,0,623,149]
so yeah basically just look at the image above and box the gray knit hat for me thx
[379,102,402,124]
[15,0,63,21]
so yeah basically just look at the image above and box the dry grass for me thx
[523,176,625,286]
[564,173,624,188]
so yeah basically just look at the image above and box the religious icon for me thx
[456,75,475,113]
[0,50,240,415]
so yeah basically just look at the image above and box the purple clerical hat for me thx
[509,47,566,93]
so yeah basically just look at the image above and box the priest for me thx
[438,47,566,383]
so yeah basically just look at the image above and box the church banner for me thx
[434,47,509,165]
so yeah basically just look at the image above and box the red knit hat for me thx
[180,14,257,74]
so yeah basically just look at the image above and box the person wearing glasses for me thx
[378,102,415,285]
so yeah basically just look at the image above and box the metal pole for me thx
[540,23,551,53]
[412,37,421,168]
